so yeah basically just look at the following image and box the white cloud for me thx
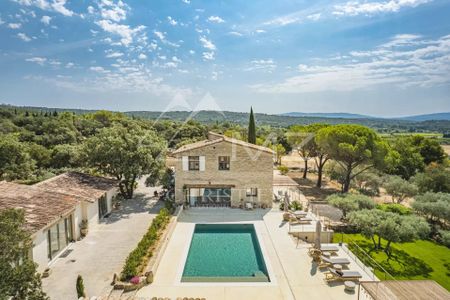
[95,20,145,46]
[8,23,22,29]
[17,32,31,42]
[307,13,321,21]
[255,29,266,33]
[181,0,190,3]
[138,53,147,59]
[90,66,109,73]
[106,51,124,58]
[98,0,128,22]
[154,31,165,41]
[207,16,225,23]
[333,0,431,16]
[167,16,177,26]
[172,56,182,63]
[65,62,74,68]
[87,6,95,14]
[199,36,216,50]
[189,50,195,54]
[251,34,450,93]
[41,15,51,25]
[14,0,74,16]
[244,59,277,72]
[202,51,215,60]
[25,56,47,65]
[0,17,4,25]
[228,31,243,37]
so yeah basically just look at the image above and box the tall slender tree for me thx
[248,107,256,144]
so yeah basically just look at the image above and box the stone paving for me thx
[42,179,162,300]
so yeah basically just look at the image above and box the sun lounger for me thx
[320,245,339,252]
[319,256,351,268]
[325,269,362,282]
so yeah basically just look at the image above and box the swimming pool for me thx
[181,224,270,282]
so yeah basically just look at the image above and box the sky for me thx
[0,0,449,117]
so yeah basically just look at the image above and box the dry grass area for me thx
[443,145,450,156]
[287,171,339,202]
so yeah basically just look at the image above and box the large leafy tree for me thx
[83,125,167,199]
[412,164,450,193]
[248,107,256,144]
[387,137,424,179]
[411,135,446,165]
[0,209,48,300]
[316,125,389,192]
[348,209,430,258]
[0,135,35,180]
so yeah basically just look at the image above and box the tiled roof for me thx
[171,132,275,155]
[35,172,118,203]
[0,182,80,234]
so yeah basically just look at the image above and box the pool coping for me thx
[175,221,278,287]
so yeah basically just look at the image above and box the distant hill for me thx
[281,112,375,119]
[397,113,450,122]
[1,104,449,132]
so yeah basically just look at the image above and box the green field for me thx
[333,234,450,290]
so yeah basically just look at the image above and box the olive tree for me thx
[0,209,48,300]
[383,175,418,204]
[83,124,167,199]
[412,192,450,228]
[316,125,389,193]
[348,209,430,258]
[327,193,375,219]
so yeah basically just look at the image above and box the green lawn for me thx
[333,234,450,291]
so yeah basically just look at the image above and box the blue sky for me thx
[0,0,449,116]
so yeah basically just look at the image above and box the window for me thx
[188,156,200,170]
[218,156,230,170]
[246,188,258,197]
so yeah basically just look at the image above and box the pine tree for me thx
[248,107,256,144]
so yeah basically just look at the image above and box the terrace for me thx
[136,206,375,300]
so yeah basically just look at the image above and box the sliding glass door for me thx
[47,215,73,261]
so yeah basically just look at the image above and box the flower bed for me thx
[120,208,171,281]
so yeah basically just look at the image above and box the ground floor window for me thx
[188,188,231,207]
[98,194,108,219]
[246,188,258,197]
[47,215,73,261]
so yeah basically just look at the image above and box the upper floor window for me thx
[218,156,230,170]
[188,156,200,171]
[246,188,258,197]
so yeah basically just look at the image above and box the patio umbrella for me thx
[284,192,290,213]
[315,220,322,250]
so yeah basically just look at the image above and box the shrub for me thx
[376,203,412,215]
[327,193,375,219]
[76,275,85,298]
[121,208,171,280]
[277,165,289,175]
[383,175,418,204]
[439,230,450,247]
[279,200,302,211]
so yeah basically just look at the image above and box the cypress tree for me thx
[248,107,256,144]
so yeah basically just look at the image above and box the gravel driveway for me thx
[42,180,162,300]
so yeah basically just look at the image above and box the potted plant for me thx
[76,275,86,299]
[80,220,88,237]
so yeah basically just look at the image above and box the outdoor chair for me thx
[245,202,254,210]
[318,256,350,268]
[324,269,362,282]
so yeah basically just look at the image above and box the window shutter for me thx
[182,156,188,171]
[199,156,205,171]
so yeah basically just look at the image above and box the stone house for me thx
[171,132,274,208]
[0,172,118,273]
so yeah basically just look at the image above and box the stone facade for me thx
[173,133,274,208]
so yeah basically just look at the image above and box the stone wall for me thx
[174,139,273,207]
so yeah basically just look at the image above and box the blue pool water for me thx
[181,224,270,282]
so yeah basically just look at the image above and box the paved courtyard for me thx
[42,180,162,300]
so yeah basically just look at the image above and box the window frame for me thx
[246,188,258,197]
[188,156,200,171]
[218,156,230,171]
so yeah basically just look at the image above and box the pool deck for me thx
[136,207,376,300]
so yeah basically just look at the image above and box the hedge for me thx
[121,208,171,280]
